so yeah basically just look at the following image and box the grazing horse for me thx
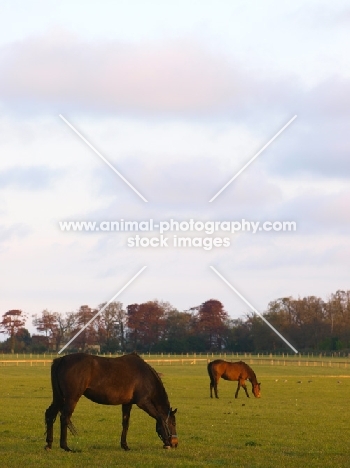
[45,353,178,452]
[207,360,261,399]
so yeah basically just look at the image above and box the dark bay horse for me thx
[45,353,178,452]
[208,360,261,399]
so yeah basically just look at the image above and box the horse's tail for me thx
[49,356,78,435]
[45,357,63,435]
[51,357,65,404]
[207,361,215,385]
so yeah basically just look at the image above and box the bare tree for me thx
[95,302,126,351]
[69,305,98,352]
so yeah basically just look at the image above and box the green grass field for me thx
[1,361,349,467]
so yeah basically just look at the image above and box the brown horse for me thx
[45,353,178,452]
[208,360,261,399]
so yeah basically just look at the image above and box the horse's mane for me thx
[132,353,170,406]
[240,361,257,382]
[139,353,170,407]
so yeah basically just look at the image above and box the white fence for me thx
[0,357,349,368]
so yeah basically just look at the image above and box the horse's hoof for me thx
[61,446,73,452]
[163,445,171,449]
[121,445,130,451]
[44,445,51,451]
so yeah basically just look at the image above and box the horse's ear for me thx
[171,408,177,414]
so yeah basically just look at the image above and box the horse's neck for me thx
[155,397,170,415]
[152,390,170,416]
[249,371,257,384]
[152,382,170,416]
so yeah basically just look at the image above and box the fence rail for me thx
[146,358,350,368]
[0,359,52,366]
[0,357,349,368]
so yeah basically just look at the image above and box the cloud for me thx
[0,29,301,118]
[0,165,65,191]
[2,29,349,186]
[306,77,350,119]
[267,117,350,179]
[0,223,31,244]
[276,188,350,234]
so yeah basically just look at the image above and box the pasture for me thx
[0,359,349,467]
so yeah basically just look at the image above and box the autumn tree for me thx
[0,309,27,353]
[126,303,141,349]
[32,309,59,350]
[127,301,166,352]
[191,299,229,351]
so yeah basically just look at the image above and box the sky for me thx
[0,0,349,338]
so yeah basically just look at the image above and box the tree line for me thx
[1,290,350,353]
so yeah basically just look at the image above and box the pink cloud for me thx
[0,30,285,115]
[0,31,239,112]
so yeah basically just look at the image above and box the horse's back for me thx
[209,359,253,380]
[228,361,255,380]
[208,359,229,378]
[52,353,103,398]
[54,352,146,376]
[51,353,161,405]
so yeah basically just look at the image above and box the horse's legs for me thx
[59,399,78,452]
[210,380,218,398]
[235,381,241,398]
[45,402,60,450]
[121,403,132,451]
[214,378,219,398]
[242,382,250,398]
[210,374,219,398]
[235,378,250,398]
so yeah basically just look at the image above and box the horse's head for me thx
[252,382,261,398]
[156,408,178,449]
